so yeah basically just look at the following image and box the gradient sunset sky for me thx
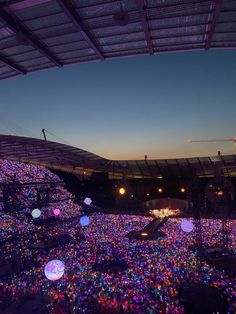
[0,50,235,160]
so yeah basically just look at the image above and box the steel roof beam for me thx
[56,0,104,60]
[0,7,63,67]
[154,160,163,177]
[135,160,145,178]
[175,159,184,176]
[0,52,26,73]
[6,0,52,11]
[136,0,154,55]
[205,0,223,49]
[197,157,206,176]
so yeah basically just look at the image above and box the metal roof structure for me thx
[0,135,236,178]
[0,0,235,81]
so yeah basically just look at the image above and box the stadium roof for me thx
[0,0,235,81]
[0,134,236,178]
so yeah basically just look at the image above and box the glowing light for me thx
[180,187,186,193]
[216,190,224,196]
[157,188,163,193]
[53,208,60,216]
[84,197,92,205]
[181,219,194,233]
[44,260,65,281]
[31,208,41,218]
[119,187,126,195]
[141,232,148,236]
[80,215,89,226]
[151,208,181,218]
[146,193,150,196]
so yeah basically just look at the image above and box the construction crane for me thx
[187,137,236,143]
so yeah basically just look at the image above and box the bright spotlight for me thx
[216,190,224,196]
[157,187,163,193]
[180,187,186,193]
[141,232,148,236]
[119,187,126,195]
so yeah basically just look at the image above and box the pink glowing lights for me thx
[84,197,92,205]
[53,208,61,216]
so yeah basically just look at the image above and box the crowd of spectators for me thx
[0,160,59,183]
[0,213,235,313]
[0,159,235,313]
[0,159,80,216]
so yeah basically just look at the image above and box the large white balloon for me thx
[181,219,194,233]
[84,197,92,205]
[80,215,89,226]
[44,260,65,281]
[31,208,41,218]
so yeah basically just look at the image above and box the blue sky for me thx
[0,50,235,160]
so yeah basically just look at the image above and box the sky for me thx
[0,50,236,160]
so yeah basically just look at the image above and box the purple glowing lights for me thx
[181,219,194,233]
[80,215,89,226]
[84,197,92,205]
[53,208,61,216]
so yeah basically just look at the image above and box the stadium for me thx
[0,0,236,314]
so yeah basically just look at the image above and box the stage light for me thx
[84,197,92,205]
[141,232,148,236]
[151,208,181,218]
[216,190,224,196]
[146,193,150,196]
[31,208,41,218]
[180,187,186,193]
[80,215,89,226]
[44,260,65,281]
[53,208,60,216]
[119,187,126,195]
[181,219,194,233]
[157,187,163,193]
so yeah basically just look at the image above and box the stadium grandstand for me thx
[0,1,236,314]
[0,134,235,313]
[0,0,235,80]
